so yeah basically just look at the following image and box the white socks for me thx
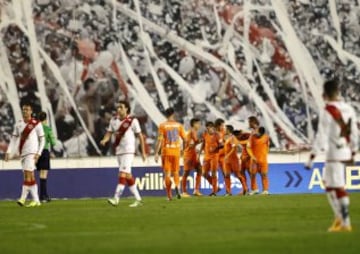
[129,185,142,201]
[114,184,125,200]
[29,184,40,202]
[20,185,30,201]
[338,196,351,227]
[326,191,340,219]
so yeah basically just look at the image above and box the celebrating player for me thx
[181,118,202,197]
[101,101,147,208]
[36,111,56,203]
[223,129,249,196]
[155,107,186,201]
[247,117,270,195]
[238,130,251,194]
[198,121,222,196]
[215,118,226,175]
[4,103,45,207]
[305,80,358,232]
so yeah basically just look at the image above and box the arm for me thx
[48,127,57,147]
[306,110,330,169]
[35,124,46,162]
[136,132,147,162]
[225,145,237,161]
[100,131,112,146]
[197,140,204,162]
[154,137,162,163]
[350,108,358,160]
[4,135,19,162]
[246,138,256,162]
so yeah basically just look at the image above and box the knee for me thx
[261,173,268,178]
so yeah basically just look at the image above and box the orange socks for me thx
[195,173,201,192]
[211,175,218,193]
[224,176,231,194]
[250,174,258,191]
[181,171,189,193]
[165,176,172,199]
[261,174,269,191]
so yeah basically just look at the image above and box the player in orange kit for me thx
[247,116,270,195]
[238,131,251,195]
[155,108,186,201]
[181,118,202,197]
[198,121,222,196]
[223,129,249,196]
[214,119,226,176]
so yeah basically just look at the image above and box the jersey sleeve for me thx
[350,107,359,153]
[158,124,164,140]
[106,118,114,132]
[312,109,331,155]
[132,118,141,134]
[179,125,186,140]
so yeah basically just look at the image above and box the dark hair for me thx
[323,79,339,98]
[233,130,242,136]
[21,102,33,110]
[214,118,225,127]
[38,111,47,121]
[225,124,234,133]
[258,127,266,136]
[164,107,175,118]
[205,121,214,127]
[248,116,259,125]
[118,100,131,114]
[190,118,200,127]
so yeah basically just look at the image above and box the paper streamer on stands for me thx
[115,3,306,147]
[133,0,169,109]
[118,44,166,125]
[328,0,342,47]
[270,0,324,111]
[0,39,22,122]
[20,0,58,137]
[38,47,102,155]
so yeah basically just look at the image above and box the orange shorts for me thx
[250,161,268,174]
[224,158,240,174]
[183,155,201,171]
[202,156,219,174]
[240,156,251,171]
[162,155,180,172]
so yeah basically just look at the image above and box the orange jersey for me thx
[203,132,221,160]
[239,133,251,159]
[183,130,199,159]
[217,129,226,158]
[224,135,239,161]
[248,133,269,163]
[158,120,186,157]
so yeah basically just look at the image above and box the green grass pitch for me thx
[0,193,359,254]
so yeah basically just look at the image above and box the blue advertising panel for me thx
[0,163,359,199]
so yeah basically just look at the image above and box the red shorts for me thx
[162,155,180,172]
[250,161,268,174]
[202,156,219,173]
[183,155,201,171]
[224,158,240,174]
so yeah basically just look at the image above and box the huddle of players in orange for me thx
[155,108,270,200]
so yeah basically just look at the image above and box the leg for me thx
[39,169,49,201]
[260,162,269,194]
[181,170,190,194]
[202,160,212,185]
[335,188,351,228]
[21,155,40,207]
[210,157,219,194]
[164,171,173,200]
[249,161,259,195]
[194,164,202,195]
[223,162,231,195]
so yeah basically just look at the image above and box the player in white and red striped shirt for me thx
[5,103,45,207]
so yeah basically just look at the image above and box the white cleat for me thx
[129,200,143,208]
[26,201,41,208]
[248,189,259,196]
[16,198,26,207]
[260,190,270,195]
[107,198,119,207]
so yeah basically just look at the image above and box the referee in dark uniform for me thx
[36,112,56,202]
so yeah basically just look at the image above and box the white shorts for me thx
[116,153,135,174]
[21,154,36,172]
[323,162,345,188]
